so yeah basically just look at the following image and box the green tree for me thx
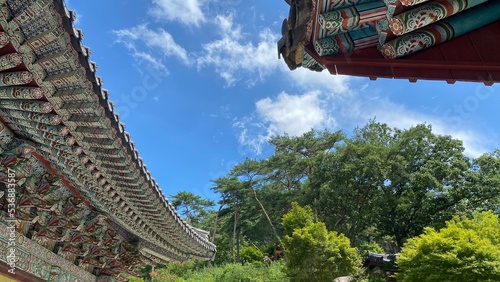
[268,130,345,213]
[313,122,388,246]
[282,202,314,236]
[464,150,500,213]
[211,177,254,263]
[170,191,214,226]
[231,159,282,250]
[315,122,477,248]
[379,124,473,247]
[397,211,500,282]
[207,122,499,267]
[240,245,263,264]
[282,203,360,281]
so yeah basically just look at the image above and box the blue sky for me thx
[66,0,500,202]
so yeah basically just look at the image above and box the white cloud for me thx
[233,120,269,155]
[364,97,491,157]
[133,51,170,73]
[235,76,493,157]
[196,14,281,86]
[113,24,189,72]
[256,91,334,136]
[109,3,494,158]
[285,65,352,95]
[114,14,281,85]
[234,90,338,155]
[149,0,205,26]
[114,13,349,90]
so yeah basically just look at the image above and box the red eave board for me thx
[306,21,500,85]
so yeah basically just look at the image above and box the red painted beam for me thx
[303,21,500,84]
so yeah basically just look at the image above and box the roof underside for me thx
[0,0,215,279]
[279,0,500,84]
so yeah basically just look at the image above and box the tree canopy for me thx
[397,212,500,282]
[149,121,500,282]
[282,203,360,281]
[170,191,215,225]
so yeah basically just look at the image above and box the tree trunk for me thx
[233,202,240,263]
[248,181,287,261]
[186,206,191,225]
[211,198,226,243]
[236,226,241,264]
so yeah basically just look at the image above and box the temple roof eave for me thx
[0,0,215,268]
[279,0,500,84]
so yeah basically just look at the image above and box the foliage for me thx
[146,261,288,282]
[128,277,146,282]
[282,202,314,237]
[152,268,179,282]
[464,150,500,213]
[170,191,215,226]
[282,203,361,281]
[315,122,479,247]
[163,260,197,278]
[151,121,500,277]
[358,241,384,256]
[240,245,263,264]
[397,211,500,282]
[135,265,153,281]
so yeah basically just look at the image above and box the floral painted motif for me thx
[390,0,476,35]
[381,44,396,59]
[382,22,454,58]
[389,18,404,35]
[0,53,23,71]
[0,71,33,86]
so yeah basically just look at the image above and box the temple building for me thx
[278,0,500,84]
[0,1,216,281]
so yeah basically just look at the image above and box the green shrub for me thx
[240,246,263,264]
[282,203,361,281]
[149,261,288,282]
[152,267,179,282]
[397,211,500,282]
[358,241,384,256]
[128,277,146,282]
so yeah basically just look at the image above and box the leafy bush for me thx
[152,267,179,282]
[397,211,500,282]
[282,202,314,237]
[143,260,288,282]
[240,246,263,264]
[282,203,361,281]
[165,260,197,277]
[358,241,384,256]
[128,278,146,282]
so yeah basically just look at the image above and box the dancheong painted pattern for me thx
[279,0,500,84]
[0,1,216,281]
